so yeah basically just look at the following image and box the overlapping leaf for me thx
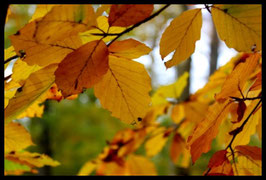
[160,8,202,68]
[5,64,58,123]
[108,4,154,27]
[212,4,261,52]
[9,20,83,67]
[94,55,151,125]
[55,40,109,97]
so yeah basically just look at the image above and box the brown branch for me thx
[4,55,19,64]
[225,98,262,150]
[107,4,171,47]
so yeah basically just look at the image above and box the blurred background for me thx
[5,4,254,175]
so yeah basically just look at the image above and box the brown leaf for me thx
[108,4,153,27]
[208,150,228,168]
[55,40,109,97]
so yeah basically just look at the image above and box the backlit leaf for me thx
[187,100,233,164]
[33,5,97,43]
[55,40,109,97]
[5,64,58,123]
[108,4,154,27]
[108,38,151,59]
[160,8,202,68]
[151,72,189,106]
[126,154,157,175]
[94,55,151,125]
[80,16,125,43]
[4,122,34,153]
[10,20,82,67]
[212,4,261,52]
[215,53,260,102]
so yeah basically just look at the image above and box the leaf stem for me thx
[107,4,171,47]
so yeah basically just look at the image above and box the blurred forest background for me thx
[4,4,260,175]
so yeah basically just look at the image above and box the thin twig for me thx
[225,98,262,150]
[4,55,19,64]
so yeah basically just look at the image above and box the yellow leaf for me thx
[4,122,34,153]
[10,20,82,67]
[108,38,151,59]
[160,8,202,68]
[11,59,41,85]
[29,5,57,22]
[80,16,125,43]
[151,72,189,106]
[94,55,151,125]
[212,5,261,52]
[5,64,58,123]
[126,154,157,175]
[4,80,20,108]
[33,5,97,43]
[78,161,97,175]
[143,104,170,126]
[5,151,60,168]
[229,98,261,148]
[16,100,44,119]
[4,46,16,70]
[145,127,169,157]
[215,53,260,102]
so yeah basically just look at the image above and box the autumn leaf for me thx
[151,72,189,106]
[33,5,97,43]
[4,80,21,108]
[170,133,190,168]
[108,4,154,27]
[126,154,157,175]
[29,4,57,22]
[78,161,97,175]
[94,55,151,125]
[215,53,260,102]
[10,20,83,67]
[212,4,261,52]
[233,145,261,175]
[5,122,34,153]
[5,151,60,169]
[187,100,233,164]
[5,64,58,123]
[4,46,16,70]
[205,150,234,176]
[11,58,41,85]
[55,40,109,97]
[79,16,126,44]
[145,127,172,157]
[160,8,202,68]
[108,38,152,59]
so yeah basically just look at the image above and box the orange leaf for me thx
[55,40,109,97]
[208,150,228,168]
[187,100,233,164]
[9,20,82,67]
[108,38,151,59]
[235,145,261,161]
[215,53,260,102]
[108,4,153,27]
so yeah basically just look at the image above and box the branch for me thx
[107,4,171,47]
[226,98,262,150]
[4,55,19,64]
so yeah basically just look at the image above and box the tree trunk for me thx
[209,21,219,76]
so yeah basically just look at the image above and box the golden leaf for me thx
[212,4,261,52]
[4,122,34,153]
[5,64,58,123]
[160,8,202,68]
[108,38,152,59]
[94,55,151,125]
